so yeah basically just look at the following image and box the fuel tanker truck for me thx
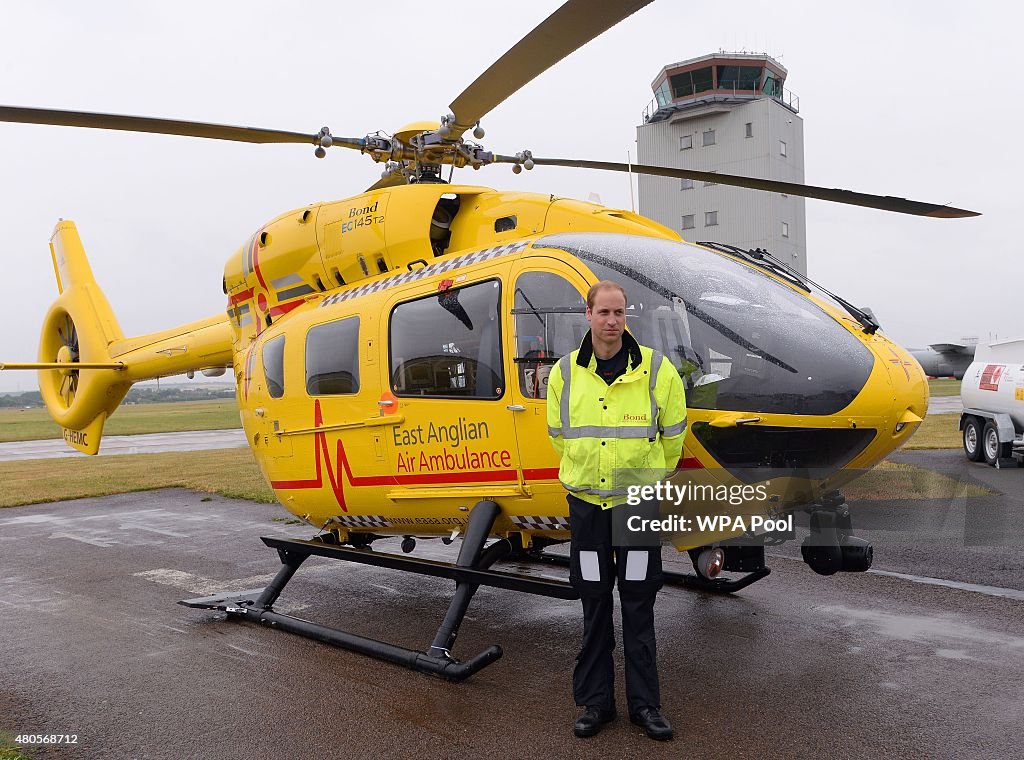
[960,338,1024,468]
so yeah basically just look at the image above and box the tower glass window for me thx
[669,66,713,98]
[782,222,790,238]
[779,140,787,157]
[716,65,762,92]
[655,79,671,107]
[703,130,716,147]
[705,211,718,227]
[763,71,783,98]
[680,134,693,150]
[681,178,694,190]
[682,214,695,230]
[745,122,753,138]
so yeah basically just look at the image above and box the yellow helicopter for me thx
[0,0,978,680]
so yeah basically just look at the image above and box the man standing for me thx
[547,280,687,741]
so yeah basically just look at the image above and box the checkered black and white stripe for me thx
[510,515,570,531]
[320,241,530,308]
[330,515,392,528]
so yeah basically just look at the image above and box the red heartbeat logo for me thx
[269,399,356,511]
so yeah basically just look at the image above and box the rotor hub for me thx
[56,344,74,375]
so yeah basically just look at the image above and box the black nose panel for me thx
[691,422,877,483]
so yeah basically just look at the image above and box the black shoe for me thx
[574,706,617,738]
[630,706,673,740]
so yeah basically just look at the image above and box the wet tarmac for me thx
[927,396,963,415]
[0,429,247,462]
[1,450,1023,760]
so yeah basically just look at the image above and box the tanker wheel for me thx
[963,417,984,462]
[982,421,1010,466]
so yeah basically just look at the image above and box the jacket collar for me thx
[576,329,643,370]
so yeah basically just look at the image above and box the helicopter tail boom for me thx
[32,221,233,454]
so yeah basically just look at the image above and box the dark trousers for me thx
[567,493,663,715]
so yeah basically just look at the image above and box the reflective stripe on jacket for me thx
[547,331,687,509]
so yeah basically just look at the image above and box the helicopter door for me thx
[243,331,295,489]
[301,312,394,480]
[506,261,591,494]
[385,270,523,500]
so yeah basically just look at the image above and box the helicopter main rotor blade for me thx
[500,156,980,218]
[447,0,654,140]
[0,105,366,150]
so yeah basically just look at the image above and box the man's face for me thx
[586,287,626,346]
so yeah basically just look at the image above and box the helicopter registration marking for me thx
[341,214,384,234]
[319,242,529,308]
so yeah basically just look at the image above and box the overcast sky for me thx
[0,0,1017,392]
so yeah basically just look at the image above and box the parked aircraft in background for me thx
[911,340,977,379]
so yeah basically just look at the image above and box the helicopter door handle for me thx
[506,404,526,412]
[710,414,761,427]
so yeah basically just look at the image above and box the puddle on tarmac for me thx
[820,604,1024,663]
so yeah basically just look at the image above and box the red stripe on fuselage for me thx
[229,288,255,306]
[251,228,268,290]
[522,467,560,480]
[268,300,306,319]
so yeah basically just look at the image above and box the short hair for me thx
[586,280,628,309]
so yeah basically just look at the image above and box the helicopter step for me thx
[179,500,578,682]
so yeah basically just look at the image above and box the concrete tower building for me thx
[637,53,807,274]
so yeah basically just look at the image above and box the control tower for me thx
[637,53,807,274]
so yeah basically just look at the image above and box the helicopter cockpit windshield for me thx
[534,233,875,416]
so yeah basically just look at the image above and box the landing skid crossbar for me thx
[179,500,578,682]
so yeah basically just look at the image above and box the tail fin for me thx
[33,221,234,455]
[37,222,130,453]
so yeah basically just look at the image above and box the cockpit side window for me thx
[262,335,286,399]
[389,279,504,399]
[512,271,588,398]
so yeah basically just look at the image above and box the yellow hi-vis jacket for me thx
[547,330,687,509]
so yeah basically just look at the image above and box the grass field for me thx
[928,378,962,397]
[0,745,33,757]
[0,399,241,443]
[844,460,988,501]
[0,736,33,760]
[903,413,961,450]
[0,749,32,760]
[0,448,274,508]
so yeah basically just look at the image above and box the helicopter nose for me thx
[879,342,929,442]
